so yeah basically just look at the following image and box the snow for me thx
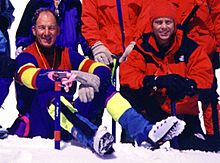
[0,136,219,163]
[0,0,220,162]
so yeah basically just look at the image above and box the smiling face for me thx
[32,11,60,48]
[152,17,175,46]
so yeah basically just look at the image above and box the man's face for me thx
[152,17,175,45]
[32,11,60,48]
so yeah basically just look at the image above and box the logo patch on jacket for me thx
[179,55,185,62]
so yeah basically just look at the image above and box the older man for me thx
[15,0,91,57]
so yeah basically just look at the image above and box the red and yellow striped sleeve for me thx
[78,58,110,74]
[17,63,40,89]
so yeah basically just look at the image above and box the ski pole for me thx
[111,57,119,142]
[54,79,61,150]
[171,100,179,149]
[171,100,176,116]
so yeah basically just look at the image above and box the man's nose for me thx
[161,22,167,28]
[44,27,50,35]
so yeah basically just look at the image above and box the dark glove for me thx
[156,74,187,100]
[0,55,17,77]
[143,74,196,101]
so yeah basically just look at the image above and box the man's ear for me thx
[32,26,36,36]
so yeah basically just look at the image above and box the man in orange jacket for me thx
[119,0,220,150]
[119,0,217,151]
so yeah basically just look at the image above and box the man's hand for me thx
[47,71,76,92]
[57,71,100,93]
[91,41,113,65]
[47,71,100,93]
[78,84,95,103]
[71,71,100,92]
[156,75,197,100]
[119,41,136,63]
[15,46,24,56]
[143,74,197,101]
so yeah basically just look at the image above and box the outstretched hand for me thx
[60,71,100,93]
[47,71,76,92]
[61,72,77,92]
[47,71,100,93]
[72,71,100,92]
[119,41,136,63]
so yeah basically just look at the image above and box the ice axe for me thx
[53,72,67,150]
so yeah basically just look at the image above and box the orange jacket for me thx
[120,30,213,115]
[176,0,220,55]
[81,0,146,56]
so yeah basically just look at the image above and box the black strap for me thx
[181,4,200,33]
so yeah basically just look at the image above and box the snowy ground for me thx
[0,0,220,162]
[0,136,219,163]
